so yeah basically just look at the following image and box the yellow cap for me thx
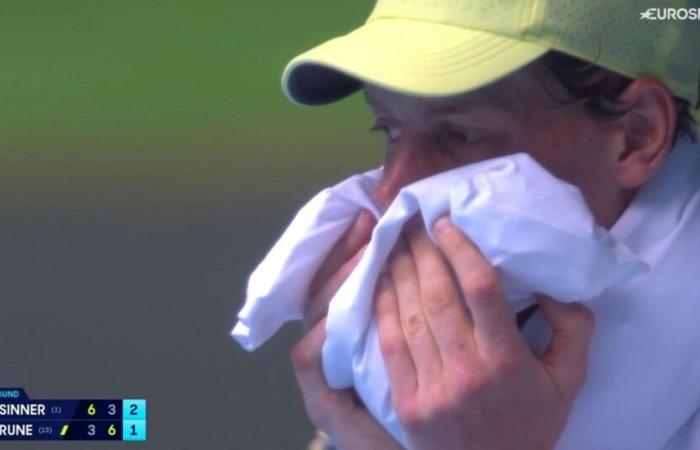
[282,0,700,116]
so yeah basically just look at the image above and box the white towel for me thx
[232,152,652,446]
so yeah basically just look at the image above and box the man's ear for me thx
[614,78,677,189]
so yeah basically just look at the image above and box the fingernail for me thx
[354,210,374,234]
[433,215,452,233]
[356,210,369,227]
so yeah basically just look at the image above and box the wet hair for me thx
[540,50,698,146]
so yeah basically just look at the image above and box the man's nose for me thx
[372,136,444,211]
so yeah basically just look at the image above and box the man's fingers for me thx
[537,294,596,398]
[432,216,522,355]
[403,224,475,365]
[304,209,375,330]
[310,210,375,297]
[291,318,331,402]
[292,318,401,449]
[389,236,443,384]
[374,274,418,400]
[291,319,353,429]
[304,244,367,331]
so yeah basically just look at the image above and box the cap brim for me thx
[283,18,551,106]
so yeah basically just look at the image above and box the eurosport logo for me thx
[640,8,700,20]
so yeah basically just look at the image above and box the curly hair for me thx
[541,51,698,147]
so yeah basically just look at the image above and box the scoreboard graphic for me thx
[0,388,146,441]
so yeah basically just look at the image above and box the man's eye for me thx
[441,129,470,144]
[370,124,402,142]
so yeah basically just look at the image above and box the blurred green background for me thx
[0,0,381,206]
[0,1,382,449]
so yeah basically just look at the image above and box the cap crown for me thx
[369,0,700,106]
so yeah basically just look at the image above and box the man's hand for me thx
[290,210,403,450]
[374,216,596,450]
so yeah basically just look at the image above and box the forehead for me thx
[364,86,484,114]
[363,61,556,116]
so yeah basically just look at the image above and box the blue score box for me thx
[0,388,146,441]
